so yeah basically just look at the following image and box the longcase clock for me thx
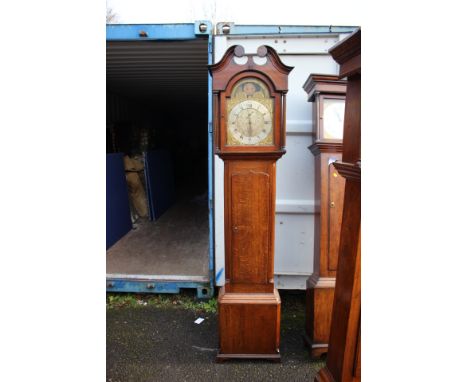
[302,74,347,358]
[209,45,293,362]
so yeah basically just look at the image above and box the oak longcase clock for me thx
[303,74,347,358]
[209,45,293,362]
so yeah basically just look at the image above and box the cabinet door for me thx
[229,168,271,284]
[328,162,345,272]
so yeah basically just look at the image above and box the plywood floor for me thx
[107,198,209,279]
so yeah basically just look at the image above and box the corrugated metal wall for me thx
[106,92,132,124]
[106,40,207,101]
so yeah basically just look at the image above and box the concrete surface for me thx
[107,291,324,381]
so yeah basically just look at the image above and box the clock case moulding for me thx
[210,45,293,160]
[304,74,347,151]
[209,45,293,362]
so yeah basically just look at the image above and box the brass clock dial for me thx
[226,78,274,146]
[228,100,272,145]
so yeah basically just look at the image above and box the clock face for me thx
[228,100,272,145]
[322,98,345,140]
[226,78,274,146]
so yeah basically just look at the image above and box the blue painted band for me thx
[107,23,198,40]
[207,33,215,293]
[107,279,212,295]
[215,268,224,283]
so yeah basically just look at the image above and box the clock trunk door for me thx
[228,161,272,286]
[328,162,346,272]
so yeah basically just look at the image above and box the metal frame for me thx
[106,278,211,299]
[215,24,358,36]
[106,21,214,298]
[207,28,215,297]
[106,23,209,40]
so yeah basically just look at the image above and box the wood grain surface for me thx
[209,45,292,360]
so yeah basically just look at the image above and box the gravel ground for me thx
[107,291,324,382]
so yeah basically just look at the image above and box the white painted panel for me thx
[274,274,309,290]
[226,34,340,55]
[213,35,228,285]
[214,154,226,285]
[281,54,339,132]
[213,32,350,288]
[274,213,315,273]
[276,135,314,201]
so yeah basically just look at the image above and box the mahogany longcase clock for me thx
[209,45,293,362]
[303,74,347,358]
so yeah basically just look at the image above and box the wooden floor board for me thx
[106,198,209,277]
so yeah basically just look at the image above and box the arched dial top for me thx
[208,45,293,157]
[227,77,274,146]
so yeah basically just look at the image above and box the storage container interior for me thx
[106,39,209,280]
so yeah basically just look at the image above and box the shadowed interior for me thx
[106,39,209,279]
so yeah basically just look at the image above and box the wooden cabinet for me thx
[303,75,347,358]
[315,28,361,382]
[209,45,293,362]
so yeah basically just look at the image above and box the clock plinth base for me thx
[217,286,281,360]
[303,333,328,359]
[305,276,336,359]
